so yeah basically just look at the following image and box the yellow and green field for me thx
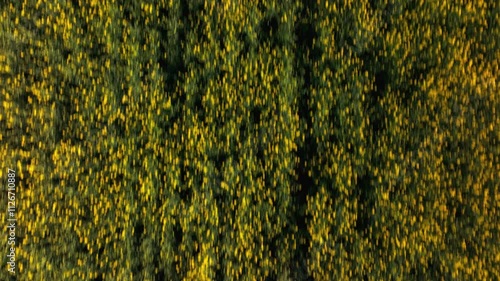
[1,0,499,280]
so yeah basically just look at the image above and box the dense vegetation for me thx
[1,0,499,280]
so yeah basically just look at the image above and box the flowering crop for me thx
[0,0,498,280]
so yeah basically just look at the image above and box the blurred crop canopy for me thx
[0,0,498,280]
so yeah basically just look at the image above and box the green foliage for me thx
[1,0,499,280]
